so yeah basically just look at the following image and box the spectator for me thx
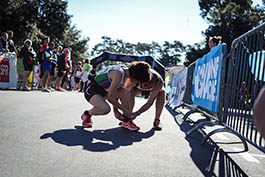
[55,48,68,91]
[79,58,91,92]
[39,37,50,63]
[57,45,63,54]
[7,30,18,55]
[40,42,54,92]
[240,81,248,103]
[38,37,50,89]
[20,39,36,91]
[253,87,265,138]
[16,52,24,90]
[208,36,222,49]
[47,46,59,91]
[73,61,83,91]
[61,49,72,91]
[0,32,9,53]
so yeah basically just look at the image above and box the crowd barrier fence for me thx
[167,22,265,153]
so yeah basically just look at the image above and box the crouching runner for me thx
[81,61,152,131]
[114,68,165,131]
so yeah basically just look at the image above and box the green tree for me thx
[150,41,161,58]
[37,0,72,44]
[199,0,265,49]
[63,25,89,64]
[158,40,185,67]
[184,0,265,66]
[0,0,43,47]
[0,0,89,63]
[184,43,208,66]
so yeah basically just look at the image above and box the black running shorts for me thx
[84,81,107,102]
[57,70,64,77]
[49,63,56,76]
[74,77,81,83]
[23,63,33,71]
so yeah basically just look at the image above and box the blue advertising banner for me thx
[192,44,224,112]
[249,51,265,81]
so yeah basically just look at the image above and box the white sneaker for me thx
[47,87,54,91]
[42,88,50,92]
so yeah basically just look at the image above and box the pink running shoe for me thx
[81,112,92,127]
[121,120,140,131]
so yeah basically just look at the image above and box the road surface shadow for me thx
[165,105,248,177]
[40,126,155,152]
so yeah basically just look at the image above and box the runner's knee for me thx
[101,105,111,115]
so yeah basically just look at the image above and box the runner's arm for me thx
[107,70,131,117]
[132,81,163,117]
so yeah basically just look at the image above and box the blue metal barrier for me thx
[221,23,265,152]
[167,23,265,153]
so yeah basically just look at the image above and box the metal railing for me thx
[221,23,265,152]
[167,22,265,153]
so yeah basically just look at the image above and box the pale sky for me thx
[67,0,263,50]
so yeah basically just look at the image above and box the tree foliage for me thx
[90,37,185,67]
[0,0,89,64]
[184,0,265,66]
[4,1,264,67]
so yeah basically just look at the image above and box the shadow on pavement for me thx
[40,126,155,152]
[165,105,248,177]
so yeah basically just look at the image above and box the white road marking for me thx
[92,139,113,145]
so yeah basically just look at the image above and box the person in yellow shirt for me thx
[79,58,91,92]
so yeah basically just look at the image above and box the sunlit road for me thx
[0,90,264,177]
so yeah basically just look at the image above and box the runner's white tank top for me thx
[94,65,125,91]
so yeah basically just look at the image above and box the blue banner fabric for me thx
[192,44,223,112]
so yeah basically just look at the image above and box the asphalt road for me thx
[0,90,264,177]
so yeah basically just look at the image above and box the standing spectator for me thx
[57,45,63,54]
[40,42,54,92]
[0,32,9,53]
[7,30,18,55]
[208,36,222,49]
[38,37,50,89]
[20,39,36,91]
[73,61,83,91]
[79,58,91,92]
[61,49,72,90]
[16,51,24,90]
[47,46,59,91]
[55,48,68,91]
[240,81,248,103]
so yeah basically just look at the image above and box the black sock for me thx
[123,116,129,122]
